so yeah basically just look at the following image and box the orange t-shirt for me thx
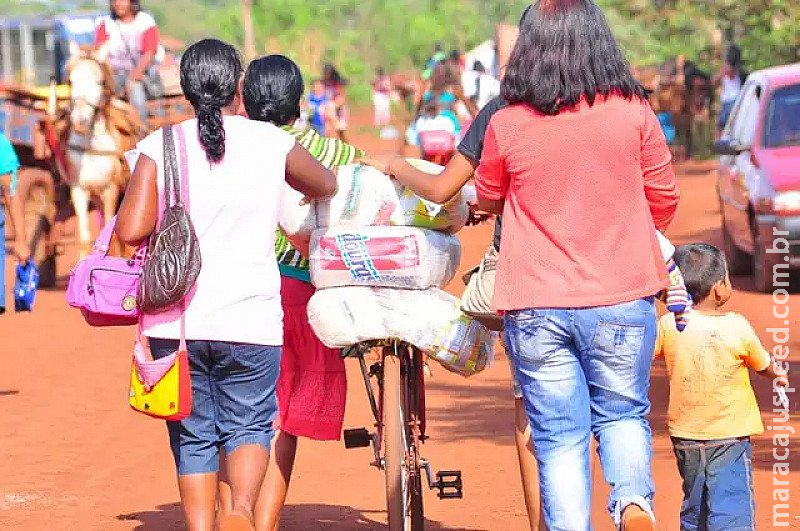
[654,312,772,440]
[475,95,679,311]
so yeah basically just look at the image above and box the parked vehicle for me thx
[714,63,800,291]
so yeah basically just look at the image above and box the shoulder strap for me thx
[161,125,180,208]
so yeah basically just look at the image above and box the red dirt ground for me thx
[1,122,798,530]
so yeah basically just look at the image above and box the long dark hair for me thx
[323,63,347,86]
[502,0,646,115]
[109,0,141,19]
[180,39,242,163]
[243,55,304,126]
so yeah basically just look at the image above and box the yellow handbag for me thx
[129,317,192,421]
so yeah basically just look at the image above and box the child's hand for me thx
[773,362,790,388]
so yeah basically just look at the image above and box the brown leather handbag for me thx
[137,125,201,313]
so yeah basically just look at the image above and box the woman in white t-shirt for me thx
[116,39,336,531]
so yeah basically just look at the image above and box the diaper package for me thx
[309,226,461,290]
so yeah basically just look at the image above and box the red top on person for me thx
[476,94,679,311]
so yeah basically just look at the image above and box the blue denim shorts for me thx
[149,339,281,476]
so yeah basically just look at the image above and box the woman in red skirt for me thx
[218,55,362,531]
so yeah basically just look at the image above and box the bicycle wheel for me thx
[382,350,424,531]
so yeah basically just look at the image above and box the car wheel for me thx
[753,224,779,293]
[721,217,752,275]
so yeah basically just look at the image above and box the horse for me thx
[66,43,139,257]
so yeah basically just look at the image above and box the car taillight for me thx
[774,191,800,216]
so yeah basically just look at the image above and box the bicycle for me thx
[343,338,463,531]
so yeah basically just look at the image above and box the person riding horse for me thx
[94,0,161,123]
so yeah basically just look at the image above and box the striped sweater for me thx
[275,127,365,282]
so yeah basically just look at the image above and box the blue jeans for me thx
[672,437,755,531]
[114,70,150,123]
[504,298,657,530]
[150,339,281,475]
[0,204,5,312]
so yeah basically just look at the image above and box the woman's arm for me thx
[285,143,337,199]
[363,152,475,205]
[131,50,156,81]
[641,104,680,231]
[116,154,159,245]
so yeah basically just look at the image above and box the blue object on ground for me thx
[14,261,39,312]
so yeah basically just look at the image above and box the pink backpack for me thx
[66,217,145,327]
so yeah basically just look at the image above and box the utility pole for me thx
[241,0,256,62]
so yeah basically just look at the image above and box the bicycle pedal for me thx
[343,428,372,449]
[435,470,463,499]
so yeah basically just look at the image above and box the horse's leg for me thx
[71,185,91,259]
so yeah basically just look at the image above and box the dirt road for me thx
[1,130,798,529]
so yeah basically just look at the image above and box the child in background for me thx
[372,67,392,128]
[307,80,329,136]
[407,100,457,146]
[654,243,788,531]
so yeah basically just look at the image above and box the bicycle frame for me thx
[355,340,427,470]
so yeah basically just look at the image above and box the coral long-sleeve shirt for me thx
[476,95,679,311]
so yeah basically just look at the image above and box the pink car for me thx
[714,63,800,291]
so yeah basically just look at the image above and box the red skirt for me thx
[277,277,347,441]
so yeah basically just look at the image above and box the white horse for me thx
[66,44,131,257]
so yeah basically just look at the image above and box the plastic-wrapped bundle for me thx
[309,226,461,290]
[307,286,493,377]
[279,162,471,238]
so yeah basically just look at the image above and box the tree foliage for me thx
[4,1,797,98]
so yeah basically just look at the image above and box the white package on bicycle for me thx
[309,226,461,290]
[279,162,471,238]
[308,286,493,377]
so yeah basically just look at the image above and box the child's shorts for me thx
[149,339,281,476]
[672,436,754,530]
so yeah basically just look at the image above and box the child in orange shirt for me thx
[654,243,788,531]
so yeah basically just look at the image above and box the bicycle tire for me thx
[408,349,425,530]
[383,350,425,531]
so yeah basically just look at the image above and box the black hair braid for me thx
[243,55,305,127]
[180,39,242,163]
[195,98,226,163]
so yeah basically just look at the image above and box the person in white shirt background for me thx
[470,61,501,111]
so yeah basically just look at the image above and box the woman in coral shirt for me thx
[473,2,678,530]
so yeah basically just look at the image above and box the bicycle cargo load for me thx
[279,161,471,238]
[307,286,493,377]
[309,226,461,290]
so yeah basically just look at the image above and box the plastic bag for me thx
[279,162,471,238]
[307,286,493,377]
[14,261,39,312]
[309,226,461,290]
